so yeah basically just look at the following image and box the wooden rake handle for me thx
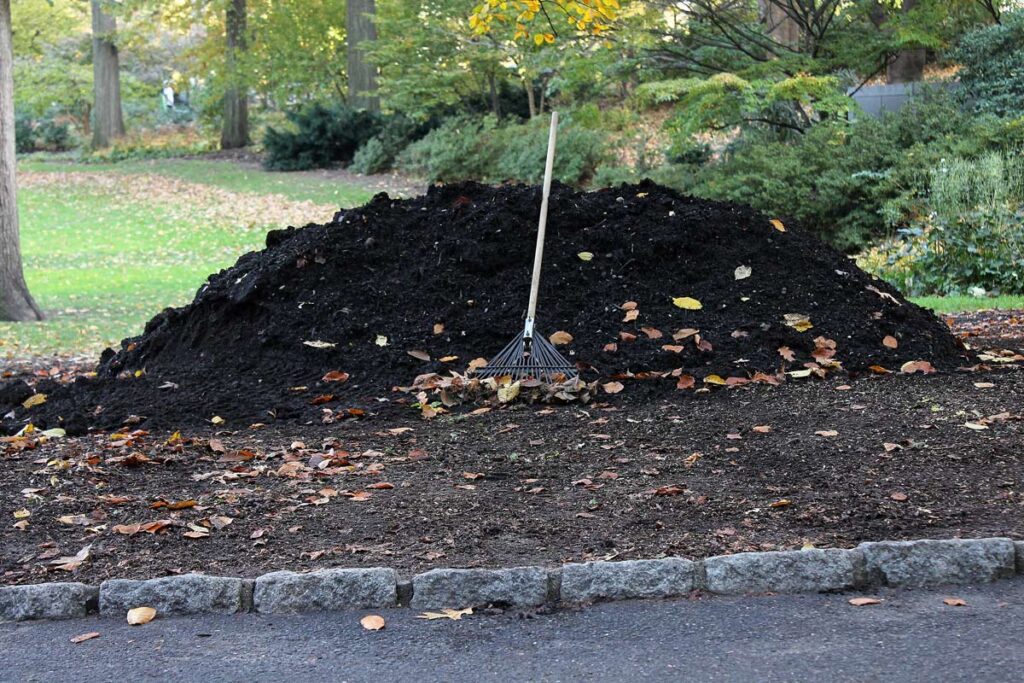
[524,111,558,335]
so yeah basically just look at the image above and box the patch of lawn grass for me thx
[911,295,1024,313]
[0,160,378,357]
[18,157,375,207]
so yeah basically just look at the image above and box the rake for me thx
[477,111,578,385]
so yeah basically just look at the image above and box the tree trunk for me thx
[90,0,125,149]
[220,0,249,149]
[488,72,501,118]
[886,0,926,83]
[759,0,801,46]
[525,80,536,118]
[346,0,379,111]
[0,0,43,321]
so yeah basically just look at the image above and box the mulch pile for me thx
[8,180,971,431]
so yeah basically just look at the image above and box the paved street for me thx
[2,577,1023,682]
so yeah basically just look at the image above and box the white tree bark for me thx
[347,0,379,111]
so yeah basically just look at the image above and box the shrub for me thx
[14,114,36,154]
[398,116,501,182]
[860,152,1024,295]
[81,127,215,163]
[36,118,73,151]
[493,115,607,185]
[951,11,1024,118]
[351,114,435,175]
[263,103,381,171]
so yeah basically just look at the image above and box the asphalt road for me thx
[3,577,1023,683]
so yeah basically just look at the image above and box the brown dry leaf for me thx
[208,438,226,454]
[50,544,91,571]
[602,381,624,394]
[321,371,350,383]
[640,327,663,339]
[621,301,638,311]
[417,607,473,621]
[676,374,695,390]
[848,597,882,607]
[348,491,372,502]
[900,360,936,374]
[943,597,967,607]
[883,442,901,452]
[662,344,684,353]
[388,427,414,435]
[433,323,445,335]
[549,331,574,345]
[769,499,792,508]
[868,365,892,374]
[778,346,796,362]
[619,332,637,342]
[974,382,995,389]
[622,309,640,323]
[70,632,101,644]
[438,356,458,363]
[673,328,699,341]
[654,485,685,496]
[603,343,618,353]
[467,358,488,372]
[113,523,142,536]
[462,472,484,480]
[752,425,772,433]
[783,313,813,332]
[126,606,157,625]
[815,430,839,437]
[890,491,908,501]
[166,499,197,511]
[882,335,899,349]
[407,350,431,362]
[366,482,395,490]
[361,614,386,631]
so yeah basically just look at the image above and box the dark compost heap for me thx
[11,181,972,431]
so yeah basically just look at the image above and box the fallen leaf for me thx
[900,360,936,374]
[890,491,908,501]
[621,301,638,311]
[70,632,100,644]
[126,606,156,625]
[672,296,702,310]
[769,499,791,508]
[462,472,484,480]
[654,485,685,496]
[13,508,30,519]
[752,425,771,433]
[375,335,389,347]
[778,346,796,362]
[467,358,488,372]
[882,335,899,349]
[360,614,386,630]
[603,343,618,353]
[640,327,663,339]
[676,374,695,390]
[703,374,726,386]
[417,607,473,621]
[963,422,988,431]
[783,313,813,332]
[602,381,624,394]
[497,381,521,403]
[407,350,431,362]
[303,340,336,349]
[770,218,786,232]
[973,382,994,389]
[50,544,91,570]
[366,482,395,490]
[322,371,350,383]
[439,356,458,363]
[673,328,699,341]
[549,331,573,345]
[848,597,882,607]
[661,344,684,353]
[943,597,967,607]
[734,265,752,280]
[619,332,637,342]
[211,416,225,425]
[623,309,639,323]
[577,251,594,261]
[433,323,445,335]
[22,393,47,409]
[868,365,892,374]
[815,430,839,437]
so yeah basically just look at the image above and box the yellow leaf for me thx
[360,614,386,630]
[577,251,594,261]
[770,218,786,232]
[126,606,157,625]
[13,508,30,519]
[211,415,225,425]
[672,297,702,310]
[22,393,46,409]
[534,32,545,45]
[497,381,521,403]
[703,374,726,385]
[417,607,474,621]
[783,313,813,332]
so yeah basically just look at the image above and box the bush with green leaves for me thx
[398,116,501,183]
[951,11,1024,118]
[351,114,435,175]
[263,103,382,171]
[689,90,1024,250]
[14,114,36,154]
[859,152,1024,296]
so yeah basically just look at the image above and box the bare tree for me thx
[91,0,125,149]
[221,0,249,149]
[0,0,43,321]
[347,0,379,111]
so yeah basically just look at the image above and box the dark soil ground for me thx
[9,181,971,432]
[2,354,1021,586]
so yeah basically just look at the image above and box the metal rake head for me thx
[477,325,578,384]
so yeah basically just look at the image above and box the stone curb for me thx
[2,537,1020,622]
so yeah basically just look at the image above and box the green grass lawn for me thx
[0,158,376,357]
[0,157,1020,358]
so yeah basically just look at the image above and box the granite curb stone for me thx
[99,574,245,615]
[253,568,398,613]
[561,558,696,602]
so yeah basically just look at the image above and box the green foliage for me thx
[861,152,1024,296]
[14,114,76,154]
[80,127,216,163]
[397,114,607,185]
[951,10,1024,118]
[263,104,382,171]
[351,114,435,174]
[15,115,37,154]
[690,90,1024,250]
